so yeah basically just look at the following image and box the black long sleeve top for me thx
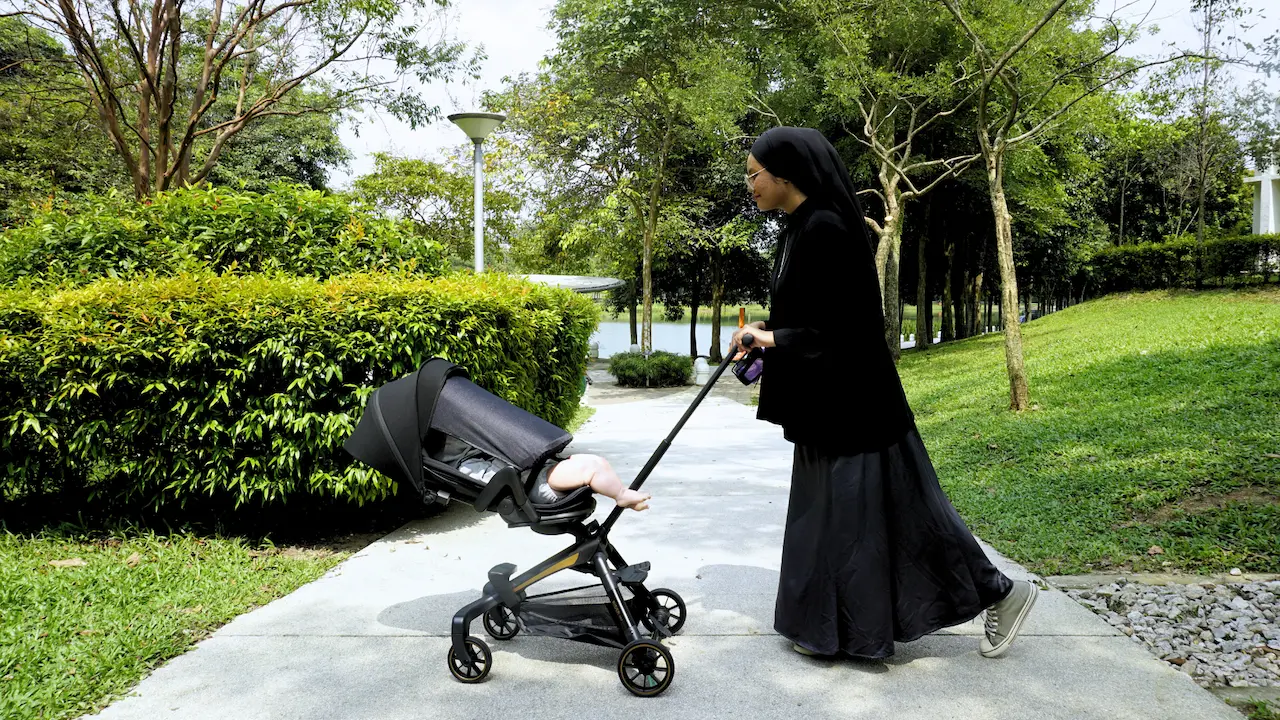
[756,199,916,453]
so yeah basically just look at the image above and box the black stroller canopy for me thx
[434,377,572,468]
[344,359,573,492]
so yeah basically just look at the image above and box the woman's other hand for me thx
[731,326,775,360]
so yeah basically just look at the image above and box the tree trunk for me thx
[689,295,699,359]
[967,271,983,336]
[874,188,904,361]
[955,266,970,340]
[710,256,724,363]
[1194,9,1211,290]
[641,126,675,353]
[883,229,902,361]
[927,295,934,341]
[986,152,1030,410]
[1118,179,1127,246]
[942,235,955,343]
[916,231,931,349]
[629,300,638,347]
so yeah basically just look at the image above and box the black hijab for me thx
[750,127,875,252]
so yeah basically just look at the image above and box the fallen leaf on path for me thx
[49,558,87,568]
[124,553,141,567]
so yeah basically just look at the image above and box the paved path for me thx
[93,387,1239,720]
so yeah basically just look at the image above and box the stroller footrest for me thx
[616,561,650,585]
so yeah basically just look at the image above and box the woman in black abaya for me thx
[731,127,1037,660]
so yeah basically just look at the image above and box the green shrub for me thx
[1090,234,1277,293]
[0,184,446,287]
[608,351,692,388]
[0,271,598,508]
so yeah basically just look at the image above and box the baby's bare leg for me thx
[548,455,651,511]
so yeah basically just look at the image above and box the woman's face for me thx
[746,153,789,212]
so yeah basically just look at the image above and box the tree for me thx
[353,148,523,268]
[205,92,351,191]
[1186,0,1255,284]
[0,17,125,223]
[655,188,769,361]
[939,0,1184,410]
[803,0,980,359]
[509,0,752,353]
[2,0,473,197]
[1234,81,1280,171]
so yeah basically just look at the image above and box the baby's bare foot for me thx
[616,489,651,511]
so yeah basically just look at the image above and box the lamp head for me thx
[448,112,507,141]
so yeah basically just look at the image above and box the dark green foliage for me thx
[608,351,692,388]
[0,271,598,509]
[1088,234,1278,293]
[0,184,446,287]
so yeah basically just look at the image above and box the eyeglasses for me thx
[745,167,767,190]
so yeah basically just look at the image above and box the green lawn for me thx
[899,288,1280,575]
[0,531,344,720]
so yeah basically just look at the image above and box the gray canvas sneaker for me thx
[980,580,1038,658]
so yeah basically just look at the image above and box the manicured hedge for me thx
[608,351,692,388]
[0,271,598,507]
[1088,234,1277,293]
[0,184,446,286]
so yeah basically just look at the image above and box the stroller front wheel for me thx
[617,639,675,697]
[447,636,492,684]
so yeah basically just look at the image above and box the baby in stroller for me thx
[433,433,651,511]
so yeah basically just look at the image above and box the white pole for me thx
[473,139,485,273]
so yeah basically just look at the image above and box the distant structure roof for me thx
[519,275,625,294]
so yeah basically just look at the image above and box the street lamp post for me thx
[447,112,507,273]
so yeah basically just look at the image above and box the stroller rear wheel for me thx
[617,639,674,697]
[483,605,520,640]
[641,588,687,636]
[447,636,492,684]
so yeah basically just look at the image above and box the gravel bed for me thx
[1066,579,1280,689]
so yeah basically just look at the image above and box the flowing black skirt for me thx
[774,428,1013,659]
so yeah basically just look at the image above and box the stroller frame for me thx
[346,336,755,697]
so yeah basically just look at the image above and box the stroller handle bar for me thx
[598,332,754,535]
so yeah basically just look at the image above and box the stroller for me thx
[343,343,752,697]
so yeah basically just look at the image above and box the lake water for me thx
[590,321,957,358]
[592,321,731,359]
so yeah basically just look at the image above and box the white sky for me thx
[329,0,1277,189]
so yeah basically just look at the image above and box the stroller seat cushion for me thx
[437,434,568,505]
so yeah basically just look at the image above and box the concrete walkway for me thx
[93,383,1240,720]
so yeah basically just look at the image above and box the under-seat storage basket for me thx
[517,585,650,643]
